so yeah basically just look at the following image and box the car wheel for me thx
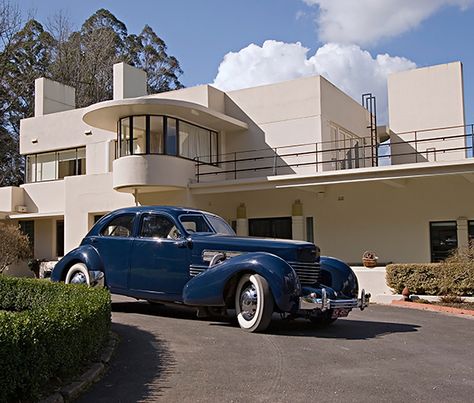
[235,273,274,332]
[65,263,91,286]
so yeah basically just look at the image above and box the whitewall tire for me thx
[235,273,274,332]
[65,263,91,286]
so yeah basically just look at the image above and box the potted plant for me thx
[362,251,378,268]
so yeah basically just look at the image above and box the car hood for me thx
[190,234,319,263]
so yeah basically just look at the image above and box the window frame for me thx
[99,213,136,238]
[24,146,86,183]
[117,114,219,166]
[429,220,458,262]
[138,212,182,240]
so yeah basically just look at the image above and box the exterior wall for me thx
[113,62,147,100]
[20,107,115,156]
[388,62,466,163]
[182,174,474,264]
[0,187,24,214]
[20,181,65,213]
[64,173,134,252]
[35,78,75,117]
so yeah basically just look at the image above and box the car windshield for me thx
[178,213,235,236]
[205,214,235,236]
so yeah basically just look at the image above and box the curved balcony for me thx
[112,154,195,193]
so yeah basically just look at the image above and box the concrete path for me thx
[79,296,474,403]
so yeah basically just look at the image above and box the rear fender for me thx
[183,252,300,312]
[320,256,358,298]
[50,244,105,282]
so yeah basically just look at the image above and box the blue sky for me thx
[15,0,474,123]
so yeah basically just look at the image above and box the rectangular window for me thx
[120,118,131,157]
[211,131,218,164]
[19,220,35,252]
[25,147,86,183]
[150,116,164,154]
[179,121,218,164]
[56,220,64,257]
[249,217,292,239]
[165,118,178,156]
[430,221,458,262]
[132,116,147,154]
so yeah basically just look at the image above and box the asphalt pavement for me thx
[78,296,474,403]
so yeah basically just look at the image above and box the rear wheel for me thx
[65,263,91,286]
[235,273,274,332]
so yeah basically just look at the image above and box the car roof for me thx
[106,205,216,216]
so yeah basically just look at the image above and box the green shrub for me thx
[386,263,474,296]
[0,276,111,401]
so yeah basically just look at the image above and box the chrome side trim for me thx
[202,250,245,262]
[189,265,206,277]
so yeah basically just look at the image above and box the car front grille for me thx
[288,261,320,286]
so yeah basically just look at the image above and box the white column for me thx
[236,218,248,236]
[457,217,469,249]
[292,216,305,241]
[291,199,305,241]
[236,203,248,236]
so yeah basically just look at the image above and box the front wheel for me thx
[65,263,91,286]
[235,273,274,332]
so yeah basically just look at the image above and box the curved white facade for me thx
[112,154,195,192]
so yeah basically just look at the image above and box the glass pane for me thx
[150,116,164,154]
[198,128,210,163]
[26,155,35,182]
[132,116,146,154]
[166,118,177,156]
[179,214,212,233]
[120,118,131,157]
[211,132,218,164]
[430,221,458,262]
[57,149,76,179]
[100,214,135,237]
[36,152,56,181]
[77,147,86,175]
[140,214,180,239]
[179,121,198,160]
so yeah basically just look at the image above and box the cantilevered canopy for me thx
[82,98,248,132]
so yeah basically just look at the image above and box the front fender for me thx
[183,252,300,312]
[320,256,358,298]
[50,244,105,282]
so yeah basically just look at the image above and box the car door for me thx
[90,213,136,290]
[129,213,191,300]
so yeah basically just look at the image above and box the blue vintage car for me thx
[51,206,369,332]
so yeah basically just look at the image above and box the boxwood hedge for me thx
[386,263,474,296]
[0,276,111,401]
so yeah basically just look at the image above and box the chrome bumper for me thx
[299,288,371,311]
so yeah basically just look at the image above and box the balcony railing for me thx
[194,124,474,183]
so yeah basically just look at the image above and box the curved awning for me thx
[82,97,248,132]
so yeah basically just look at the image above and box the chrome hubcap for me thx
[239,283,258,321]
[70,271,87,284]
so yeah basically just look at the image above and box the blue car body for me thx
[51,206,369,330]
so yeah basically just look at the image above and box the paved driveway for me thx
[79,296,474,403]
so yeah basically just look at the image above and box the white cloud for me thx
[303,0,473,45]
[213,40,416,122]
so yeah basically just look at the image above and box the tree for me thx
[127,25,184,94]
[0,223,31,274]
[0,7,184,185]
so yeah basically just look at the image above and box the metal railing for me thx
[194,124,474,183]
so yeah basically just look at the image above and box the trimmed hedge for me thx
[386,263,474,296]
[0,276,111,401]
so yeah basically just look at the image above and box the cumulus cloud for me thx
[302,0,473,45]
[213,40,416,122]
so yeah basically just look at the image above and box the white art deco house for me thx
[1,61,473,274]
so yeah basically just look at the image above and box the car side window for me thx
[140,214,182,239]
[100,214,135,237]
